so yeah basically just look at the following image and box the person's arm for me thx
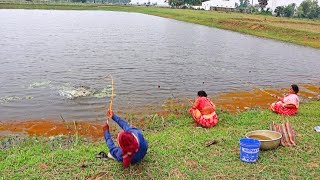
[282,104,296,109]
[191,98,199,109]
[271,94,284,102]
[279,97,284,102]
[103,130,123,161]
[107,109,132,131]
[207,98,216,111]
[211,102,216,111]
[112,114,131,131]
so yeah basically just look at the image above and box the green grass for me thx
[1,3,320,49]
[1,100,320,179]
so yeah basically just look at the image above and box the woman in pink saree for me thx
[189,91,218,128]
[270,84,300,116]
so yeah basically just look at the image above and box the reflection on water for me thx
[0,9,320,121]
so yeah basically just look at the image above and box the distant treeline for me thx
[167,0,320,19]
[236,0,320,19]
[274,0,320,19]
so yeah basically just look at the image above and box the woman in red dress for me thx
[189,91,218,128]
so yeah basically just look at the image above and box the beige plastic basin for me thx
[245,130,282,150]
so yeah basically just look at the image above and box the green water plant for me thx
[0,96,21,104]
[29,81,51,88]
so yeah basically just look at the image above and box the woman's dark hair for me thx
[197,90,207,97]
[291,84,299,94]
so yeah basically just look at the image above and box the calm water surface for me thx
[0,9,319,121]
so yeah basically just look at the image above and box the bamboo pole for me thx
[106,75,114,124]
[256,87,273,96]
[109,75,114,111]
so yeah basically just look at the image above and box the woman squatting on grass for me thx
[102,109,148,168]
[189,90,218,128]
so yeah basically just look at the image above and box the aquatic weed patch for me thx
[29,81,52,88]
[0,96,22,104]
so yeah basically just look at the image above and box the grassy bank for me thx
[1,100,320,179]
[1,3,320,49]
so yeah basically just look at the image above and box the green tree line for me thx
[275,0,319,19]
[168,0,319,19]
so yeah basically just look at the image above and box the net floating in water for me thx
[59,86,96,99]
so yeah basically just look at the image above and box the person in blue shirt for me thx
[102,109,148,168]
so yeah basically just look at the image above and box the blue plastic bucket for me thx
[239,138,261,163]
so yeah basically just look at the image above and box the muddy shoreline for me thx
[1,84,319,140]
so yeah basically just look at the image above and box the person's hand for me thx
[270,94,277,98]
[103,122,109,131]
[271,94,280,100]
[107,109,114,118]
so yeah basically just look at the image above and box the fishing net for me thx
[270,121,296,147]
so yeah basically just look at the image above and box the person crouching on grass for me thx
[270,84,300,116]
[189,90,218,128]
[102,109,148,168]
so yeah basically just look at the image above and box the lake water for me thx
[0,9,319,121]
